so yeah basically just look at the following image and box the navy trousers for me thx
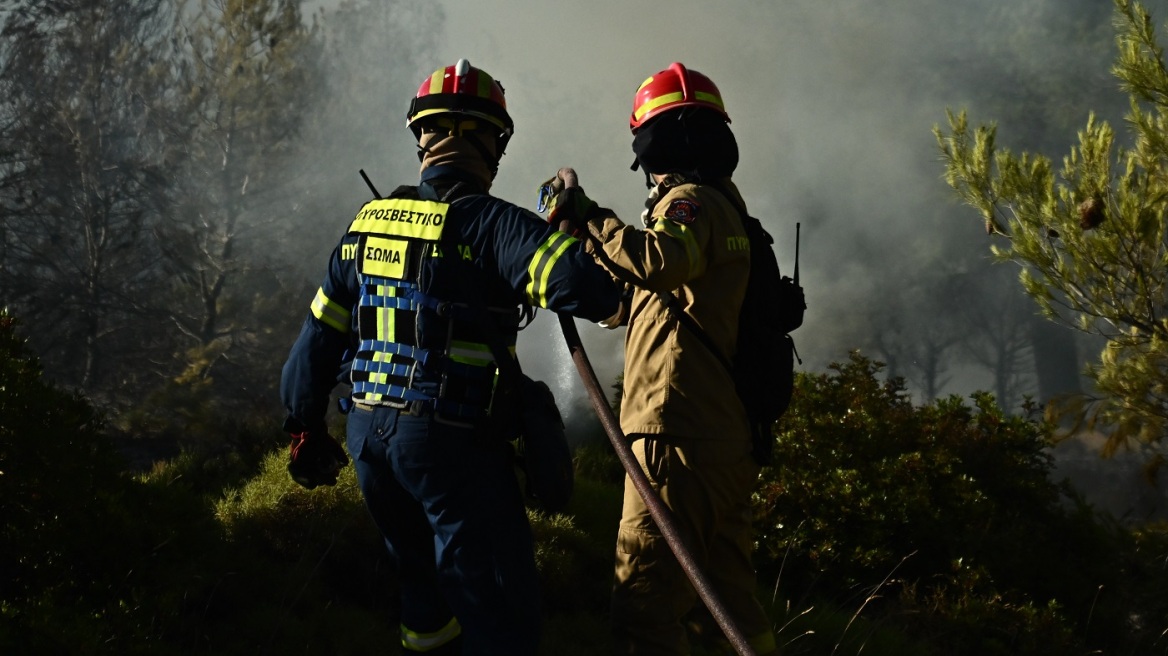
[346,406,541,655]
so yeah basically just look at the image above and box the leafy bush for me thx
[0,310,394,654]
[0,311,150,652]
[755,352,1168,655]
[573,437,625,484]
[9,322,1168,655]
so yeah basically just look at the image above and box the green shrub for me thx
[0,311,146,652]
[0,310,393,654]
[754,351,1168,655]
[573,437,625,484]
[11,318,1168,655]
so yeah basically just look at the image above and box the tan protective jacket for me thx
[584,177,751,441]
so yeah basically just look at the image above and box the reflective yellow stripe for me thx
[653,219,702,276]
[525,232,577,308]
[448,340,493,366]
[435,117,479,136]
[310,288,349,333]
[401,616,461,652]
[376,284,395,342]
[448,340,515,366]
[428,70,445,95]
[694,90,725,110]
[635,90,683,122]
[350,199,447,240]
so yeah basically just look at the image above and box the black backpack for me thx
[658,192,804,466]
[731,214,804,465]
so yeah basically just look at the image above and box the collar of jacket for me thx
[420,165,488,197]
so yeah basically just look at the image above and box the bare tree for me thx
[952,266,1037,412]
[0,0,174,398]
[155,0,323,396]
[863,261,967,403]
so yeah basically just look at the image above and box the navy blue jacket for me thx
[280,168,619,432]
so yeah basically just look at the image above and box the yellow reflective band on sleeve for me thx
[634,90,684,122]
[376,284,396,343]
[311,287,349,333]
[653,219,702,275]
[401,616,462,652]
[525,231,577,308]
[361,236,408,279]
[349,199,447,240]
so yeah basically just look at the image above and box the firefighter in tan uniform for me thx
[547,63,779,655]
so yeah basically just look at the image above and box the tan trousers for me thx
[611,435,778,656]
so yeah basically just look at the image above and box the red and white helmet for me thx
[630,62,729,132]
[407,59,514,138]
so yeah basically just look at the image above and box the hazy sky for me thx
[305,0,1125,419]
[432,1,967,395]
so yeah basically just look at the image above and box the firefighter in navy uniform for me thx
[279,59,619,656]
[546,63,779,655]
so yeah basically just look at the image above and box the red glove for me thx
[287,431,348,489]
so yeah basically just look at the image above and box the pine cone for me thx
[1078,195,1105,230]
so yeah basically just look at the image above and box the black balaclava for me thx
[631,107,739,186]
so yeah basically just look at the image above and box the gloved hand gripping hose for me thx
[545,168,759,656]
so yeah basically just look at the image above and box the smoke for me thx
[403,0,1117,404]
[287,0,1160,514]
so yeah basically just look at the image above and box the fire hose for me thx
[542,169,760,656]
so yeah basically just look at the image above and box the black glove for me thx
[544,167,598,236]
[287,431,348,489]
[547,186,598,236]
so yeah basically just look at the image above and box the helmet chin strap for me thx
[630,157,653,189]
[640,179,662,228]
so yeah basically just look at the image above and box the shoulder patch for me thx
[664,199,700,225]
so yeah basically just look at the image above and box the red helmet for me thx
[407,59,514,137]
[629,62,729,132]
